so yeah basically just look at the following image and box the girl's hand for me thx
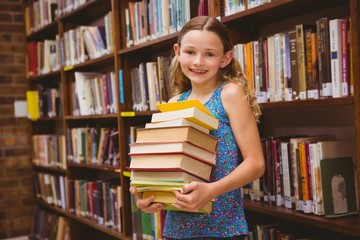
[172,181,214,213]
[129,187,165,213]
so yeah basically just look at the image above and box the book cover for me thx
[320,157,358,218]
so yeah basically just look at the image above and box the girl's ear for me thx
[173,44,180,58]
[220,50,233,68]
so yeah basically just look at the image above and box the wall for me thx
[0,0,33,238]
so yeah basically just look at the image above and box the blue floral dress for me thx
[162,82,248,238]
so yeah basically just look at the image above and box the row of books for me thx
[72,71,118,116]
[125,0,193,47]
[234,17,351,103]
[62,14,114,68]
[26,13,113,78]
[224,0,275,16]
[66,127,119,167]
[31,206,70,240]
[245,136,358,218]
[131,195,166,240]
[24,0,57,35]
[33,172,122,232]
[32,134,66,169]
[26,84,62,121]
[57,0,88,17]
[26,38,61,77]
[34,172,67,209]
[130,56,172,111]
[129,100,219,214]
[67,178,122,232]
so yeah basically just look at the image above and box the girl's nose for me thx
[193,54,204,66]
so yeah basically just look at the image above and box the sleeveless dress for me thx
[162,82,248,238]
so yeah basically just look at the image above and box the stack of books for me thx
[128,100,219,213]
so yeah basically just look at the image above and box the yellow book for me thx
[156,99,214,117]
[151,107,219,130]
[142,191,212,213]
[26,90,40,120]
[130,179,188,188]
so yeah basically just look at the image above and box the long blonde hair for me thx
[170,16,261,121]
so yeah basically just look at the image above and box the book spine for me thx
[289,30,299,101]
[305,28,314,99]
[329,19,343,98]
[341,19,350,97]
[295,25,307,100]
[317,18,332,97]
[281,142,293,209]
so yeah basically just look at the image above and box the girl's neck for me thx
[188,81,220,103]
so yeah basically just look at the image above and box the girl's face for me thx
[174,30,232,86]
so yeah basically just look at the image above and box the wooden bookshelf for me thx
[24,0,360,239]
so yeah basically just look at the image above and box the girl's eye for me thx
[206,53,215,57]
[185,50,194,55]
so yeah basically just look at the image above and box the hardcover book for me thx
[156,99,212,115]
[135,126,218,153]
[131,171,207,183]
[129,141,216,165]
[153,99,219,130]
[128,153,213,182]
[142,191,212,213]
[151,107,219,130]
[145,118,210,134]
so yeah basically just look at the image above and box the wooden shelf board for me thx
[32,164,67,174]
[244,199,360,237]
[67,213,122,239]
[260,97,354,109]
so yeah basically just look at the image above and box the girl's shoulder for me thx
[221,82,246,99]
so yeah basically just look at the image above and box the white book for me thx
[281,141,293,209]
[74,72,103,116]
[329,19,344,98]
[59,175,66,209]
[145,118,210,134]
[151,107,219,130]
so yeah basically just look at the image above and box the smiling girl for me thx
[130,16,265,240]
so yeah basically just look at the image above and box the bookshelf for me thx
[24,0,360,239]
[25,0,124,239]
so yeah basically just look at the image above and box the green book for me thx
[320,157,359,218]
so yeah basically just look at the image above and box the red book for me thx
[27,41,38,77]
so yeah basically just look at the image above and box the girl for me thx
[130,16,265,239]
